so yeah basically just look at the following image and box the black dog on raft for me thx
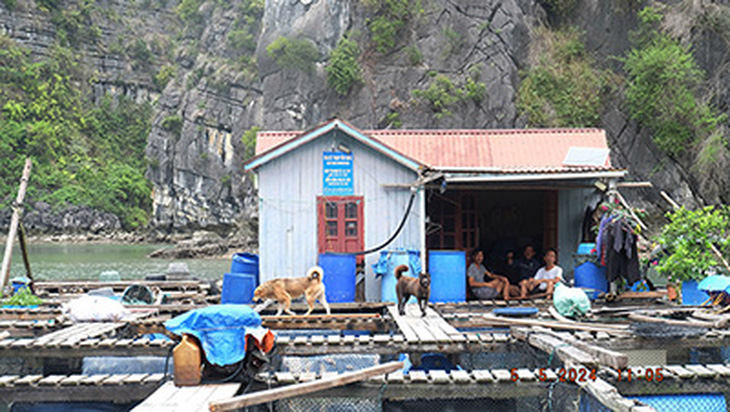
[394,264,431,317]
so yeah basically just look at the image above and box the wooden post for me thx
[1,159,32,290]
[208,361,403,411]
[17,220,33,287]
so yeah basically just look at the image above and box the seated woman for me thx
[467,250,511,300]
[519,248,563,298]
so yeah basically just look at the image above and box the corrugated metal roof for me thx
[254,124,615,172]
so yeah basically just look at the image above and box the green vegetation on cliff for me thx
[517,28,612,128]
[0,36,152,230]
[623,7,726,156]
[326,34,362,96]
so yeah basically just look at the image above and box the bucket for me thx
[681,280,709,305]
[428,250,466,303]
[573,261,608,300]
[318,253,356,303]
[221,273,256,304]
[231,253,259,286]
[375,250,421,303]
[10,277,30,295]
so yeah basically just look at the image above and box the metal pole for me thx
[1,158,32,290]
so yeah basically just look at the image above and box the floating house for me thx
[244,119,626,301]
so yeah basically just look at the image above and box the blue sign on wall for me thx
[323,152,353,195]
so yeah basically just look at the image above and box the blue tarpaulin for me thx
[164,304,268,366]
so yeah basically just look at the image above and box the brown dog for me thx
[395,264,431,317]
[253,266,331,316]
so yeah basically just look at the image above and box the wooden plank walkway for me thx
[1,363,728,404]
[387,305,466,345]
[132,382,239,412]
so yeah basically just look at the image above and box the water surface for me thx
[7,243,231,282]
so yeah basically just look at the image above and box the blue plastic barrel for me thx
[230,253,259,285]
[377,250,420,303]
[221,273,256,304]
[428,250,466,303]
[573,261,608,300]
[318,253,356,303]
[681,280,709,305]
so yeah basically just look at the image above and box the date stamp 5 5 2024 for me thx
[509,367,665,383]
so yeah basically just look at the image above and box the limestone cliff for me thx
[1,0,728,237]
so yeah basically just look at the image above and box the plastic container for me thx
[318,253,356,303]
[428,250,466,303]
[375,250,421,303]
[173,334,201,387]
[221,272,256,304]
[10,277,30,295]
[681,280,709,306]
[573,261,608,300]
[231,253,259,286]
[576,243,596,255]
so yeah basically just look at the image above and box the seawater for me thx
[6,243,231,282]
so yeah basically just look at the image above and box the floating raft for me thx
[4,363,725,405]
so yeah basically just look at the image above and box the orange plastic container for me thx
[173,334,201,386]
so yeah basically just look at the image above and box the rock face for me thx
[1,0,728,236]
[0,202,121,234]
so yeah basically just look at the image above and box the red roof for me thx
[255,127,613,172]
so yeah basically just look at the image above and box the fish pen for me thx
[0,297,728,411]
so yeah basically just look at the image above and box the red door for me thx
[317,196,364,263]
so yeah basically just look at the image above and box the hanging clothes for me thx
[598,214,641,285]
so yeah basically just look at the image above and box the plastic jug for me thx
[173,334,201,386]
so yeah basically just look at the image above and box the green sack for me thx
[553,283,591,318]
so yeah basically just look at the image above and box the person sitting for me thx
[514,244,541,285]
[467,250,511,300]
[519,248,564,298]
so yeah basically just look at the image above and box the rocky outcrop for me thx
[1,0,728,238]
[0,202,121,234]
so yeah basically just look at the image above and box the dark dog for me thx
[395,264,431,317]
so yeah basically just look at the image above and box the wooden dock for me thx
[387,305,467,345]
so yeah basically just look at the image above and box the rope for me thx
[547,344,570,367]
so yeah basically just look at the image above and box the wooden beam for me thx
[527,333,597,366]
[1,158,32,289]
[208,361,403,411]
[568,362,657,412]
[481,314,630,334]
[628,313,716,328]
[535,327,629,369]
[616,182,653,188]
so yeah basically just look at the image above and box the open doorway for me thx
[426,189,557,267]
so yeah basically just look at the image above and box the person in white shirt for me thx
[519,248,563,298]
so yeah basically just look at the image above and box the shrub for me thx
[622,7,726,156]
[326,35,362,96]
[154,65,176,90]
[412,74,487,118]
[517,28,611,127]
[266,36,319,73]
[656,206,730,282]
[364,0,419,53]
[241,126,259,159]
[404,45,422,65]
[412,75,462,118]
[161,115,183,137]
